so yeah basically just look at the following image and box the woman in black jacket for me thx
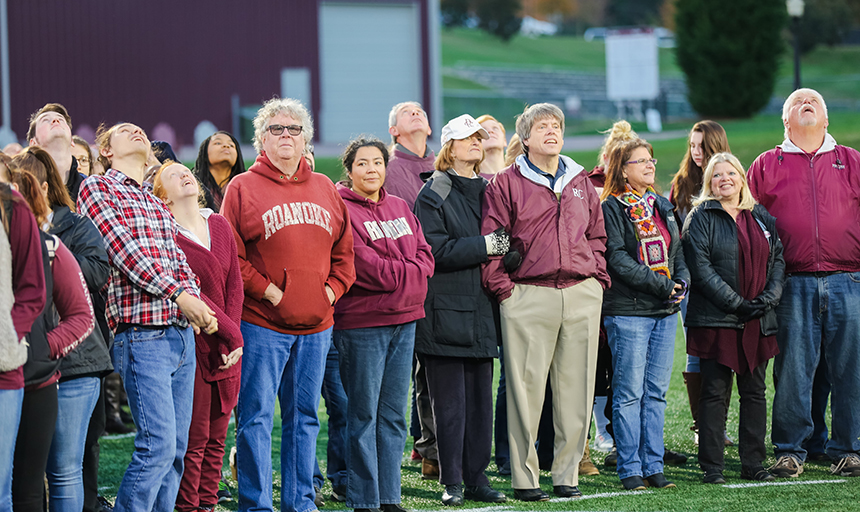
[414,114,509,507]
[10,147,111,511]
[600,138,690,491]
[681,152,785,484]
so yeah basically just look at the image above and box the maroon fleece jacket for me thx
[221,153,355,335]
[334,184,434,330]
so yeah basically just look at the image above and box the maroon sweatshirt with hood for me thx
[334,184,434,330]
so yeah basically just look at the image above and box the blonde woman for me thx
[682,152,785,483]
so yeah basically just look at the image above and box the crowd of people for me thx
[0,87,858,512]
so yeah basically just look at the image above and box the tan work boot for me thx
[422,457,440,480]
[579,444,600,476]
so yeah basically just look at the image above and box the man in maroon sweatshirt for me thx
[221,97,355,512]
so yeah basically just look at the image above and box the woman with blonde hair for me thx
[476,115,507,175]
[682,153,784,484]
[414,114,508,506]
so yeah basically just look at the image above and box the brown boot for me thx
[683,372,702,444]
[579,444,600,476]
[422,458,439,480]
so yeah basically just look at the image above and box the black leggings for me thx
[13,383,59,512]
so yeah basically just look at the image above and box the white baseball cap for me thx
[440,114,489,147]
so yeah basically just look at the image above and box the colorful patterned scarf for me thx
[613,185,671,278]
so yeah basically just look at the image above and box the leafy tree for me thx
[606,0,663,25]
[675,0,787,117]
[475,0,522,41]
[441,0,471,27]
[795,0,854,54]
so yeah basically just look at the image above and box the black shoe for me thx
[807,452,831,462]
[104,417,135,435]
[498,461,511,476]
[621,475,646,491]
[741,467,776,481]
[553,485,582,498]
[465,484,506,503]
[703,470,726,484]
[663,448,688,465]
[96,496,114,512]
[381,504,409,512]
[330,485,347,503]
[513,488,549,502]
[442,484,464,506]
[644,472,676,488]
[604,447,618,467]
[314,485,325,508]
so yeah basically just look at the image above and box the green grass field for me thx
[96,319,858,511]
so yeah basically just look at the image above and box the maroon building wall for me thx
[6,0,320,147]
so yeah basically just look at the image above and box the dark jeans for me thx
[698,359,768,472]
[314,340,348,492]
[803,350,831,456]
[424,355,493,487]
[412,354,437,460]
[83,378,106,512]
[13,383,59,512]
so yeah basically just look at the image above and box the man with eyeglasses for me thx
[220,97,355,512]
[27,103,87,202]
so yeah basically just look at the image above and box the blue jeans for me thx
[313,340,348,492]
[772,273,860,461]
[0,387,23,509]
[112,325,196,512]
[333,322,415,508]
[605,314,677,480]
[47,376,100,512]
[237,322,330,512]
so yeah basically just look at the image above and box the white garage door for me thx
[319,2,422,144]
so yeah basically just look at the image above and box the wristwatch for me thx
[169,287,185,302]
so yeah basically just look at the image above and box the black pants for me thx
[698,359,768,472]
[83,377,106,512]
[424,355,493,487]
[13,383,59,512]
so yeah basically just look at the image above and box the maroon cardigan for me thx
[175,213,243,390]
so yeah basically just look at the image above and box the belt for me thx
[787,270,846,278]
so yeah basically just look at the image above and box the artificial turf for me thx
[96,319,857,511]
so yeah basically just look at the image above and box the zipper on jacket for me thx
[807,154,822,271]
[553,187,563,288]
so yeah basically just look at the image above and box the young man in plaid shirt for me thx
[78,122,218,511]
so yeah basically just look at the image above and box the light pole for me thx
[786,0,805,91]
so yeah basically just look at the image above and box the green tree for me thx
[675,0,787,118]
[796,0,854,54]
[441,0,471,27]
[606,0,663,25]
[475,0,523,41]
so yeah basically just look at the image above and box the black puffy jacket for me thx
[49,205,112,378]
[681,201,785,334]
[413,170,500,359]
[601,193,690,317]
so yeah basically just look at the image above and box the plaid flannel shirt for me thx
[77,168,200,331]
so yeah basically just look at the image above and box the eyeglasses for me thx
[76,156,90,165]
[626,158,658,166]
[266,124,303,136]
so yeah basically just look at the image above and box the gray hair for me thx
[782,88,828,140]
[388,101,424,144]
[253,97,314,153]
[515,103,565,155]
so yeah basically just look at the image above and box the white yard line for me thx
[723,479,846,489]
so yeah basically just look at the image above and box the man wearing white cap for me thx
[414,114,510,506]
[481,103,610,500]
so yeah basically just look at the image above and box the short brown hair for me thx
[9,146,75,211]
[27,103,72,142]
[72,135,94,176]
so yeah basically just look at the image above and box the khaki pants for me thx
[501,279,602,488]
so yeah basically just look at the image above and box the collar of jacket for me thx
[514,154,584,194]
[779,132,837,155]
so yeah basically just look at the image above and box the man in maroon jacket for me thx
[747,88,860,479]
[481,103,609,501]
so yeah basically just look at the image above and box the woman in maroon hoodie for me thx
[152,161,243,512]
[0,182,46,510]
[333,136,434,512]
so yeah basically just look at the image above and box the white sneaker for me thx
[593,432,614,452]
